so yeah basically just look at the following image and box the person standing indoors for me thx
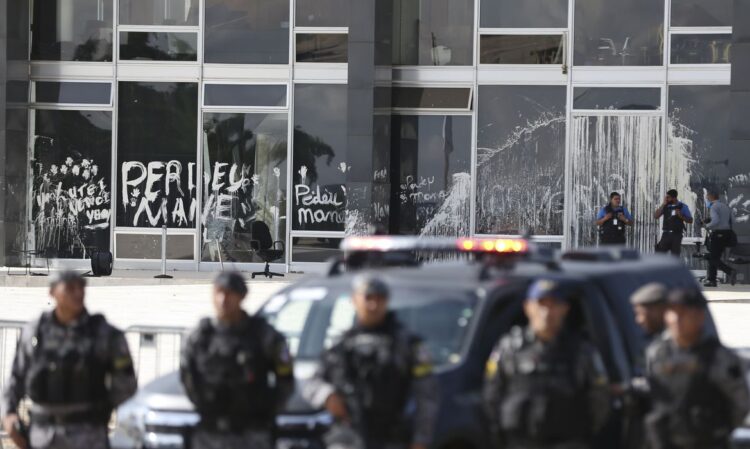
[654,189,693,256]
[302,275,438,449]
[645,288,749,449]
[1,271,137,449]
[702,191,737,287]
[180,272,295,449]
[596,192,634,245]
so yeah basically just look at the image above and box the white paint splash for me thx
[420,172,471,237]
[569,115,663,252]
[476,112,566,236]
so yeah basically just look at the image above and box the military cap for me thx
[667,288,708,308]
[49,270,86,289]
[630,282,668,306]
[526,278,578,303]
[213,271,248,296]
[352,275,390,298]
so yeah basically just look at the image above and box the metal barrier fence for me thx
[0,321,25,400]
[124,325,187,387]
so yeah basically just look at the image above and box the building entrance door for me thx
[567,110,664,252]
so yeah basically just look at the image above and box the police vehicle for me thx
[111,236,727,449]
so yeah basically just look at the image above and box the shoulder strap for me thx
[30,312,50,356]
[197,317,215,345]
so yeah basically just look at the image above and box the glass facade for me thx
[205,0,289,64]
[292,84,347,233]
[31,0,113,61]
[31,110,112,258]
[117,82,198,229]
[3,0,739,269]
[202,112,288,262]
[476,86,566,236]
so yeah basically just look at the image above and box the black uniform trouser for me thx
[707,231,733,282]
[656,232,682,256]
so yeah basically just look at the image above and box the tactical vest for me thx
[651,339,732,447]
[497,331,590,444]
[26,313,109,413]
[599,205,626,244]
[662,203,686,234]
[333,326,413,441]
[191,317,274,427]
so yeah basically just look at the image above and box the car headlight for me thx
[110,402,149,448]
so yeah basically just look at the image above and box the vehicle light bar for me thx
[341,236,529,254]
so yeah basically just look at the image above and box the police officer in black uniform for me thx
[655,189,693,256]
[646,288,749,449]
[302,275,438,449]
[1,271,137,449]
[483,278,611,449]
[596,192,634,245]
[180,272,295,449]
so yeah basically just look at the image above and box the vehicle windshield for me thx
[262,284,478,368]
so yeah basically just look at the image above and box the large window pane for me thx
[480,35,564,64]
[296,0,349,27]
[35,82,111,105]
[119,32,198,61]
[117,82,198,228]
[392,115,471,236]
[668,86,732,238]
[296,34,348,63]
[31,110,112,258]
[573,87,661,110]
[291,237,342,262]
[201,113,288,263]
[292,84,347,232]
[205,0,289,64]
[476,86,565,235]
[115,233,194,259]
[391,87,471,109]
[480,0,567,28]
[393,0,473,66]
[119,0,198,25]
[574,0,664,66]
[204,85,287,107]
[671,34,732,64]
[671,0,732,27]
[31,0,113,61]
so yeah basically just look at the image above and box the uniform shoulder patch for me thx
[411,341,433,378]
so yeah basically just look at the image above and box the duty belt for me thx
[31,410,103,425]
[29,402,106,426]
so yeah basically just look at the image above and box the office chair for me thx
[250,221,285,279]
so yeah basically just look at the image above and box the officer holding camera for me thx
[596,192,634,245]
[655,189,693,256]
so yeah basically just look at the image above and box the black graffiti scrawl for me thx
[31,110,112,258]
